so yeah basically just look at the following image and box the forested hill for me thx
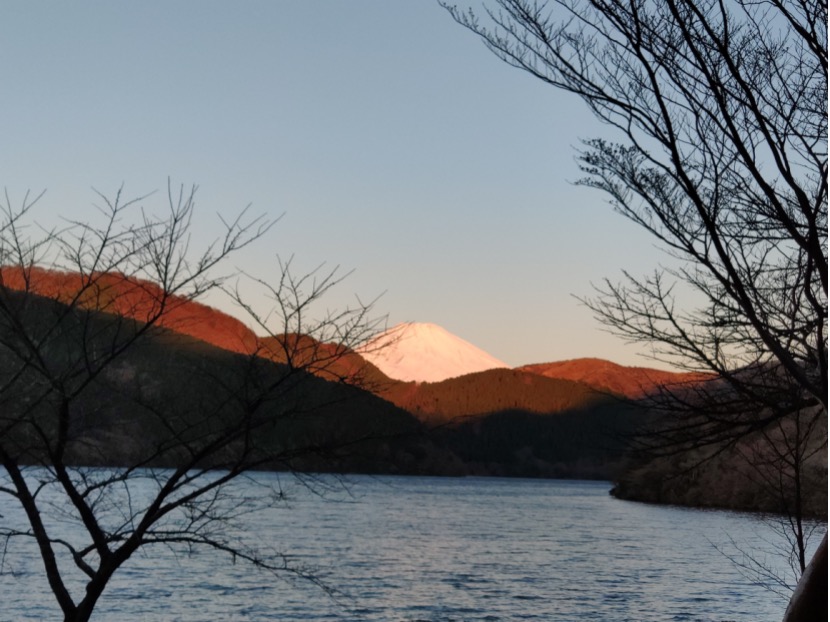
[518,358,707,399]
[0,268,643,480]
[610,409,828,520]
[5,267,823,513]
[0,286,452,475]
[372,368,640,479]
[377,368,611,423]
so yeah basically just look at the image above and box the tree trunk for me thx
[783,533,828,622]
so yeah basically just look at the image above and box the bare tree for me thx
[739,406,825,573]
[441,0,826,616]
[705,403,826,599]
[0,184,382,621]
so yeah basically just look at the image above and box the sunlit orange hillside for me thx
[0,267,704,415]
[259,333,389,385]
[376,367,610,424]
[0,266,389,385]
[518,358,706,399]
[0,266,259,355]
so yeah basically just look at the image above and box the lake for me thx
[0,473,820,621]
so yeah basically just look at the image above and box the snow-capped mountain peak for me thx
[358,322,509,383]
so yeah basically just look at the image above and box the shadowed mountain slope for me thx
[0,285,449,475]
[367,368,642,479]
[0,268,649,479]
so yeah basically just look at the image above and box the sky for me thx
[1,2,673,368]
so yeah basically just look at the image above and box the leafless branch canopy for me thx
[443,0,828,602]
[443,0,826,427]
[0,184,379,621]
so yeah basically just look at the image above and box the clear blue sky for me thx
[1,2,669,368]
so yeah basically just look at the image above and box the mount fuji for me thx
[358,322,509,383]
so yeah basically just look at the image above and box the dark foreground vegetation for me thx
[611,415,828,520]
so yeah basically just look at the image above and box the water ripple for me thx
[1,474,820,621]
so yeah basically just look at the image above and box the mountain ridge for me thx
[358,321,509,383]
[1,267,697,394]
[518,357,707,399]
[3,266,822,515]
[0,265,260,355]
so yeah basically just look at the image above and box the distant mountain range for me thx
[0,266,696,398]
[2,267,823,515]
[357,322,704,399]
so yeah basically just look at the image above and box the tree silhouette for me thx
[0,184,381,621]
[442,0,826,617]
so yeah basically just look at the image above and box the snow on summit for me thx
[358,322,509,383]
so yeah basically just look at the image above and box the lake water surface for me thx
[1,473,820,621]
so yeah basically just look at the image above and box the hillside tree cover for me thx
[0,185,383,621]
[441,0,826,617]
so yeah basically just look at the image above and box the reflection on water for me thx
[1,473,822,621]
